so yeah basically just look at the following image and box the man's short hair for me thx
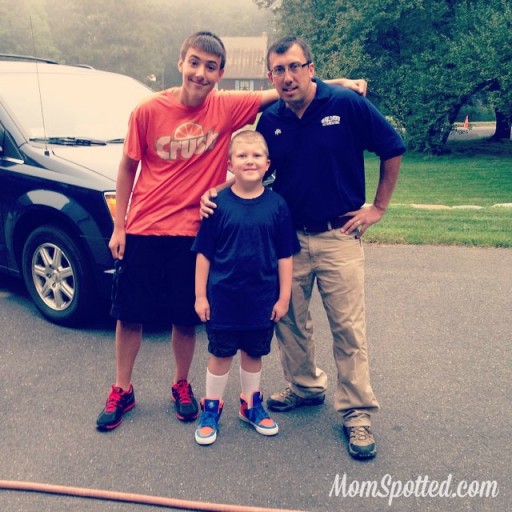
[180,31,226,69]
[229,130,269,157]
[266,36,313,70]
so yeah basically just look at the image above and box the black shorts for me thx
[206,326,275,358]
[110,234,201,326]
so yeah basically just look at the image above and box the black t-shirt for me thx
[192,187,299,329]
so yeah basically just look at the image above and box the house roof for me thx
[222,33,268,79]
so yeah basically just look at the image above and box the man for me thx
[256,36,406,459]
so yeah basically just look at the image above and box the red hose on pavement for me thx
[0,480,307,512]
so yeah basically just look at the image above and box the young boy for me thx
[96,30,367,432]
[192,130,298,445]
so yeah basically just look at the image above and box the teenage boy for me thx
[96,31,367,432]
[192,130,298,445]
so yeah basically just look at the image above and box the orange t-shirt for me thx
[124,88,262,236]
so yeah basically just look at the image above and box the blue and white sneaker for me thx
[239,391,278,436]
[195,398,223,445]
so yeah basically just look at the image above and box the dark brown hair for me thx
[266,36,313,70]
[180,31,226,69]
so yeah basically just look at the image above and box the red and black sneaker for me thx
[171,380,199,421]
[96,384,136,431]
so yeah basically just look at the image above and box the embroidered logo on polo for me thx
[156,122,219,161]
[321,115,341,127]
[274,128,282,136]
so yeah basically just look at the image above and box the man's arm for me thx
[194,253,211,322]
[341,155,402,237]
[108,154,139,260]
[373,155,402,214]
[199,176,235,218]
[271,256,293,322]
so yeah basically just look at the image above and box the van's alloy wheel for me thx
[22,225,93,325]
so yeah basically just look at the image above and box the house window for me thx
[236,80,253,91]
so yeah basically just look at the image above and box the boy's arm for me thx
[108,153,139,260]
[271,256,293,322]
[327,78,367,96]
[259,78,367,110]
[259,89,279,110]
[195,253,211,322]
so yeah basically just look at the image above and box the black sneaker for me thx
[171,380,199,421]
[96,384,135,431]
[344,425,377,459]
[267,387,325,412]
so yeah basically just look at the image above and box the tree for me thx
[449,0,511,142]
[3,0,272,90]
[256,0,512,153]
[44,0,166,85]
[483,2,512,140]
[0,0,59,58]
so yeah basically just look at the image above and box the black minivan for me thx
[0,56,152,325]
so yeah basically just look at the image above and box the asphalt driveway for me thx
[0,244,510,512]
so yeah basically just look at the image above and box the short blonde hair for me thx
[229,130,269,157]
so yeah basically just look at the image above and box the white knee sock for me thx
[205,368,229,401]
[240,367,261,407]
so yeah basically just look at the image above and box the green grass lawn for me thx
[364,139,512,247]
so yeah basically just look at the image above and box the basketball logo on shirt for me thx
[156,122,219,160]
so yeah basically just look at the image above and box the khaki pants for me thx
[275,229,379,427]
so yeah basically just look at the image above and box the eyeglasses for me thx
[269,61,311,77]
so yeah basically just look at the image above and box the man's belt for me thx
[295,215,352,235]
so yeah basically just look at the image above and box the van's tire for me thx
[21,225,94,326]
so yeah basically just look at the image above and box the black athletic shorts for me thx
[206,326,275,358]
[110,234,201,326]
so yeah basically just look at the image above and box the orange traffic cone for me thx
[463,115,469,129]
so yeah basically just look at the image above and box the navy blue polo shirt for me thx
[257,79,406,226]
